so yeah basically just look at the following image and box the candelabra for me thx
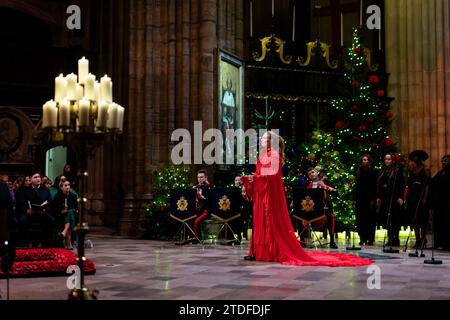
[41,57,124,300]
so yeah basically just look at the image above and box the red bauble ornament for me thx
[352,80,360,88]
[368,75,380,86]
[377,89,385,97]
[352,136,361,142]
[359,124,367,132]
[335,121,346,130]
[371,143,379,149]
[386,111,394,119]
[393,152,401,163]
[384,138,394,148]
[354,47,362,55]
[351,104,359,111]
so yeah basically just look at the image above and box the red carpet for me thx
[0,248,96,278]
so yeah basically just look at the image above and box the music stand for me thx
[169,189,198,245]
[210,188,242,245]
[292,188,328,249]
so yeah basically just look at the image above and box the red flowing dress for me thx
[245,149,373,267]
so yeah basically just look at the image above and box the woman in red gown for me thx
[244,131,372,267]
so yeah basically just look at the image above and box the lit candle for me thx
[100,75,112,103]
[94,81,100,102]
[106,103,118,129]
[58,99,71,128]
[250,0,253,37]
[116,105,125,132]
[78,98,90,128]
[341,13,344,46]
[66,73,77,100]
[292,6,296,41]
[78,56,89,84]
[96,100,109,129]
[76,84,84,100]
[360,0,363,27]
[54,74,67,103]
[84,73,96,100]
[43,100,57,128]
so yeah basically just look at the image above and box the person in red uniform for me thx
[242,131,372,266]
[193,169,211,241]
[305,167,338,249]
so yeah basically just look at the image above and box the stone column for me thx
[385,0,450,173]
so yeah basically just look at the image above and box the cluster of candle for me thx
[42,57,124,132]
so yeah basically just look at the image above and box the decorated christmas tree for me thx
[330,27,397,168]
[286,27,397,233]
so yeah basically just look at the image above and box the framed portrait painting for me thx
[216,49,244,162]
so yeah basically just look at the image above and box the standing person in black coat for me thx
[376,153,406,247]
[354,154,379,246]
[431,155,450,250]
[405,150,430,249]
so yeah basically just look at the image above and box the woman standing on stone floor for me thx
[354,154,378,246]
[243,131,372,267]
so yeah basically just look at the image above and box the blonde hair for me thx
[263,131,285,161]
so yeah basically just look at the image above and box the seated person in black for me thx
[16,172,54,248]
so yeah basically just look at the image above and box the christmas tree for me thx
[330,27,396,168]
[286,27,397,233]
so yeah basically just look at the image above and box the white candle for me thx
[106,103,118,129]
[66,73,77,100]
[58,99,71,128]
[116,105,125,132]
[100,75,112,103]
[54,74,67,103]
[78,56,89,84]
[78,98,90,128]
[96,100,109,129]
[84,73,96,100]
[76,84,84,100]
[43,100,57,128]
[94,81,100,102]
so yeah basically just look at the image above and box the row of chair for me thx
[169,187,330,246]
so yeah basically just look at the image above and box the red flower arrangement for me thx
[0,248,96,278]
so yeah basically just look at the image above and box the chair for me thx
[291,187,328,248]
[169,189,198,245]
[209,187,242,244]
